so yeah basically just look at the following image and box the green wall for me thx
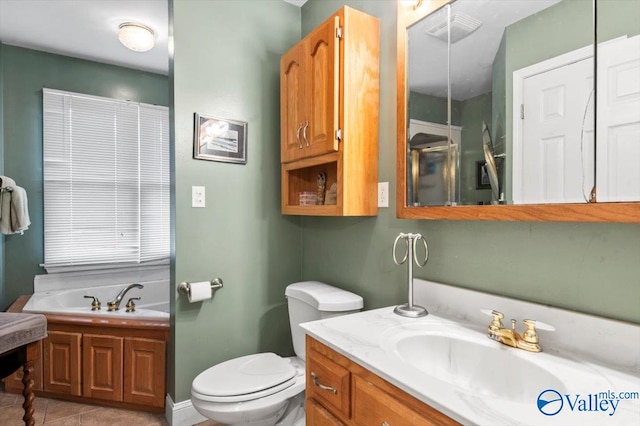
[0,44,169,310]
[409,91,460,125]
[170,0,302,402]
[299,0,639,324]
[459,92,492,205]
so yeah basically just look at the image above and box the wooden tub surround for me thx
[3,296,169,413]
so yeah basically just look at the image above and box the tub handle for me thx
[83,295,101,311]
[125,297,141,313]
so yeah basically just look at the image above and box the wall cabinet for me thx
[306,336,460,426]
[3,301,168,413]
[280,6,379,216]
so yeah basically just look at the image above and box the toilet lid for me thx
[192,353,296,402]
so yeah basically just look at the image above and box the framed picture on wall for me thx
[193,113,247,164]
[476,160,491,190]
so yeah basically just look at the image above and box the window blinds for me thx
[43,88,169,270]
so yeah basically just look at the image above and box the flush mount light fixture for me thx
[118,22,155,52]
[400,0,424,10]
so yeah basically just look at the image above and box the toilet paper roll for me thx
[188,281,212,303]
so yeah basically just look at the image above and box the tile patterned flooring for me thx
[0,391,217,426]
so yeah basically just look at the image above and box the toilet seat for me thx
[192,353,296,403]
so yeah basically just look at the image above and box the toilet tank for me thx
[285,281,363,361]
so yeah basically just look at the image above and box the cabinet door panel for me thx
[281,44,306,163]
[43,331,81,396]
[305,16,340,158]
[82,334,123,401]
[123,337,166,408]
[307,398,345,426]
[353,376,437,426]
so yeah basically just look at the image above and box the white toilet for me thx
[191,281,363,426]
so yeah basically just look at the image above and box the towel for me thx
[0,184,30,235]
[0,175,16,221]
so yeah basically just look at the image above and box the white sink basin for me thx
[393,333,565,402]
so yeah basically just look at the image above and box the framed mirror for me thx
[397,0,640,222]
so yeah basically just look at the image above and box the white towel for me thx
[0,176,16,221]
[0,184,30,235]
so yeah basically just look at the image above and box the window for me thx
[43,89,169,272]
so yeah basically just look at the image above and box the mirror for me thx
[397,0,640,222]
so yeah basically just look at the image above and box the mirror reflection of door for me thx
[513,52,595,204]
[596,35,640,202]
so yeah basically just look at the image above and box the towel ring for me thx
[393,233,428,267]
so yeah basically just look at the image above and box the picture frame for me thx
[193,113,247,164]
[476,160,491,190]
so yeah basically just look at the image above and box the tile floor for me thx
[0,391,217,426]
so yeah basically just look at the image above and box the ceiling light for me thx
[118,22,155,52]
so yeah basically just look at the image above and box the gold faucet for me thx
[487,310,542,352]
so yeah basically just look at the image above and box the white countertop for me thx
[302,305,640,425]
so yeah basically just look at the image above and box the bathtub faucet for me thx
[107,283,144,311]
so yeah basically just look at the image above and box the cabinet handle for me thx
[382,422,390,426]
[310,372,337,395]
[296,123,303,149]
[302,120,310,147]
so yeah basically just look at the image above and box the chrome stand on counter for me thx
[393,233,429,318]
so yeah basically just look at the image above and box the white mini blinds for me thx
[42,89,169,271]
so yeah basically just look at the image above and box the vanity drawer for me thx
[353,376,440,426]
[307,348,351,419]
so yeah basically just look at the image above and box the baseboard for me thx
[165,394,208,426]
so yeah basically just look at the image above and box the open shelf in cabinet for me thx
[282,153,341,216]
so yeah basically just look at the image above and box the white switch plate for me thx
[378,182,389,208]
[192,186,205,208]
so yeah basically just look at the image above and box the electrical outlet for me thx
[378,182,389,208]
[192,186,205,208]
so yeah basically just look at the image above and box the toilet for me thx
[190,281,363,426]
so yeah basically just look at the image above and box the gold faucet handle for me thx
[522,319,555,341]
[84,295,101,311]
[482,309,504,332]
[125,297,141,313]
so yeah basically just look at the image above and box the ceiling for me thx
[0,0,307,76]
[409,0,561,101]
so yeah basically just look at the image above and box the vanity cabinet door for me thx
[82,334,123,401]
[353,376,437,426]
[123,337,166,408]
[307,398,346,426]
[43,331,82,396]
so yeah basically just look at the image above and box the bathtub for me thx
[22,279,169,320]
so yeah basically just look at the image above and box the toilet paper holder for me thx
[177,278,224,297]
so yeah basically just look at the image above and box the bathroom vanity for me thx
[302,279,640,425]
[306,335,457,425]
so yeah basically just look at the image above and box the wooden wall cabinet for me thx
[306,336,460,426]
[280,6,380,216]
